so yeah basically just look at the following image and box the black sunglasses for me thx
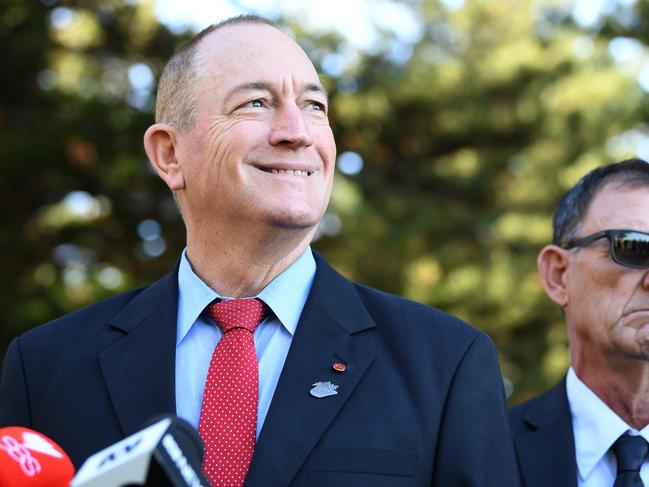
[564,229,649,269]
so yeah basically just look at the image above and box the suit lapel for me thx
[515,378,577,487]
[245,255,375,486]
[99,268,179,436]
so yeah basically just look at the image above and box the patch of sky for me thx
[50,7,74,29]
[337,151,364,175]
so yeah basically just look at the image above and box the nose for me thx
[268,103,313,148]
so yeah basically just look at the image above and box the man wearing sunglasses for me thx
[510,158,649,486]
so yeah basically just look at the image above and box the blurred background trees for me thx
[2,0,648,402]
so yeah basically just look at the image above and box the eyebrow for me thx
[226,81,329,103]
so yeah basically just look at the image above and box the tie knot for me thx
[207,298,269,334]
[613,433,649,474]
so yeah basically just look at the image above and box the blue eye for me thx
[309,101,326,112]
[248,99,264,108]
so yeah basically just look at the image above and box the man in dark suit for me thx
[510,159,649,487]
[0,15,518,486]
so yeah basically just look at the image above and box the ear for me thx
[537,244,570,307]
[143,123,185,191]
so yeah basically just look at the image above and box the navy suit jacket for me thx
[1,254,519,486]
[509,377,577,487]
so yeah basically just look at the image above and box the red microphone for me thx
[0,427,74,486]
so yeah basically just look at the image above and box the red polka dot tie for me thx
[199,298,269,487]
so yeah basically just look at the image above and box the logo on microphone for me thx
[0,432,63,477]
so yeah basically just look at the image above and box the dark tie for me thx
[613,433,648,487]
[198,298,269,487]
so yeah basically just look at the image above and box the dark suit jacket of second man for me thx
[509,378,577,487]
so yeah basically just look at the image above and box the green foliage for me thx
[1,0,645,402]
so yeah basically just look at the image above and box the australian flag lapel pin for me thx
[310,381,339,398]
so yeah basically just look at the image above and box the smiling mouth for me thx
[258,167,313,176]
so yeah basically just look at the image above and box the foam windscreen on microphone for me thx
[0,426,75,487]
[72,415,209,487]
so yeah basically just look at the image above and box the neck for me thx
[574,357,649,430]
[185,224,316,298]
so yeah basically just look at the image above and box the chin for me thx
[265,207,323,231]
[270,216,319,231]
[611,327,649,361]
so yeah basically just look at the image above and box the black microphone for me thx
[71,415,209,486]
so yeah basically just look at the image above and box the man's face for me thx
[564,184,649,364]
[175,23,336,233]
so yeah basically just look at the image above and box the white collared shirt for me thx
[566,367,649,486]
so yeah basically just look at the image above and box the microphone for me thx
[71,415,209,487]
[0,426,75,486]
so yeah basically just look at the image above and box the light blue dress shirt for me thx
[566,367,649,486]
[175,247,316,438]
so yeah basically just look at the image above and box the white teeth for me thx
[269,169,310,176]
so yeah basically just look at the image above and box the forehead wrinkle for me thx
[285,76,329,103]
[226,81,273,99]
[226,78,328,101]
[305,82,329,103]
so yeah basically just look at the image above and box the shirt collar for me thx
[256,247,315,337]
[176,247,316,344]
[566,367,649,480]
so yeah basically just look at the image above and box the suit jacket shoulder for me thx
[350,279,495,386]
[354,280,482,338]
[315,254,484,354]
[0,269,179,466]
[13,285,145,352]
[509,377,577,487]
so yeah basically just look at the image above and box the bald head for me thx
[143,12,335,274]
[155,15,281,131]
